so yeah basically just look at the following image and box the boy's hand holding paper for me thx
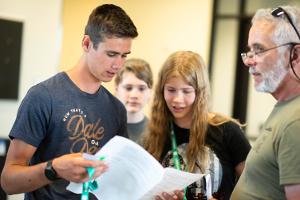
[67,136,203,200]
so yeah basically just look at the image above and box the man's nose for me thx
[244,58,257,68]
[113,56,126,70]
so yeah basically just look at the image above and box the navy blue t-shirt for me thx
[9,72,128,200]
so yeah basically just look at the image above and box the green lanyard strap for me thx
[170,122,181,170]
[170,122,187,200]
[81,156,105,200]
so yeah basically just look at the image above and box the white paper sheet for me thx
[67,136,203,200]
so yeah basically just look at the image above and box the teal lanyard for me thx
[81,156,105,200]
[170,122,187,200]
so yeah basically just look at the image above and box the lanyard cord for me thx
[81,167,98,200]
[170,122,187,200]
[81,156,105,200]
[170,122,181,170]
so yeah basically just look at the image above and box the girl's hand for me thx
[155,190,184,200]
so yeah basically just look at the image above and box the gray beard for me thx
[249,58,289,93]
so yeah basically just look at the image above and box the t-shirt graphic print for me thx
[162,143,223,200]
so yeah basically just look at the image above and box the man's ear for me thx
[291,45,300,63]
[82,35,92,52]
[290,45,300,81]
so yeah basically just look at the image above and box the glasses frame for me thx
[241,42,294,64]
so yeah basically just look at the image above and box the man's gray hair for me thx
[252,5,300,45]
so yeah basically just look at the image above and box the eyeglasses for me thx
[241,7,300,65]
[271,7,300,40]
[241,43,294,64]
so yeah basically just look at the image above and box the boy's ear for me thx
[82,35,92,52]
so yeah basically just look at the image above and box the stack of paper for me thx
[67,136,203,200]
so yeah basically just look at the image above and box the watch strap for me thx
[45,159,59,181]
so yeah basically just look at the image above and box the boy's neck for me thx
[66,57,102,94]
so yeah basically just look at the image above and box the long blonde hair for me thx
[143,51,210,172]
[143,51,242,172]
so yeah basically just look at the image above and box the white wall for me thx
[0,1,62,199]
[0,0,63,139]
[211,19,239,115]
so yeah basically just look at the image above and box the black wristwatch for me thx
[44,160,59,181]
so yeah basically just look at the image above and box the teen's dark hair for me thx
[84,4,138,49]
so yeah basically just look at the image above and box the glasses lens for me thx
[240,52,248,64]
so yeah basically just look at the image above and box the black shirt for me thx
[161,121,251,200]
